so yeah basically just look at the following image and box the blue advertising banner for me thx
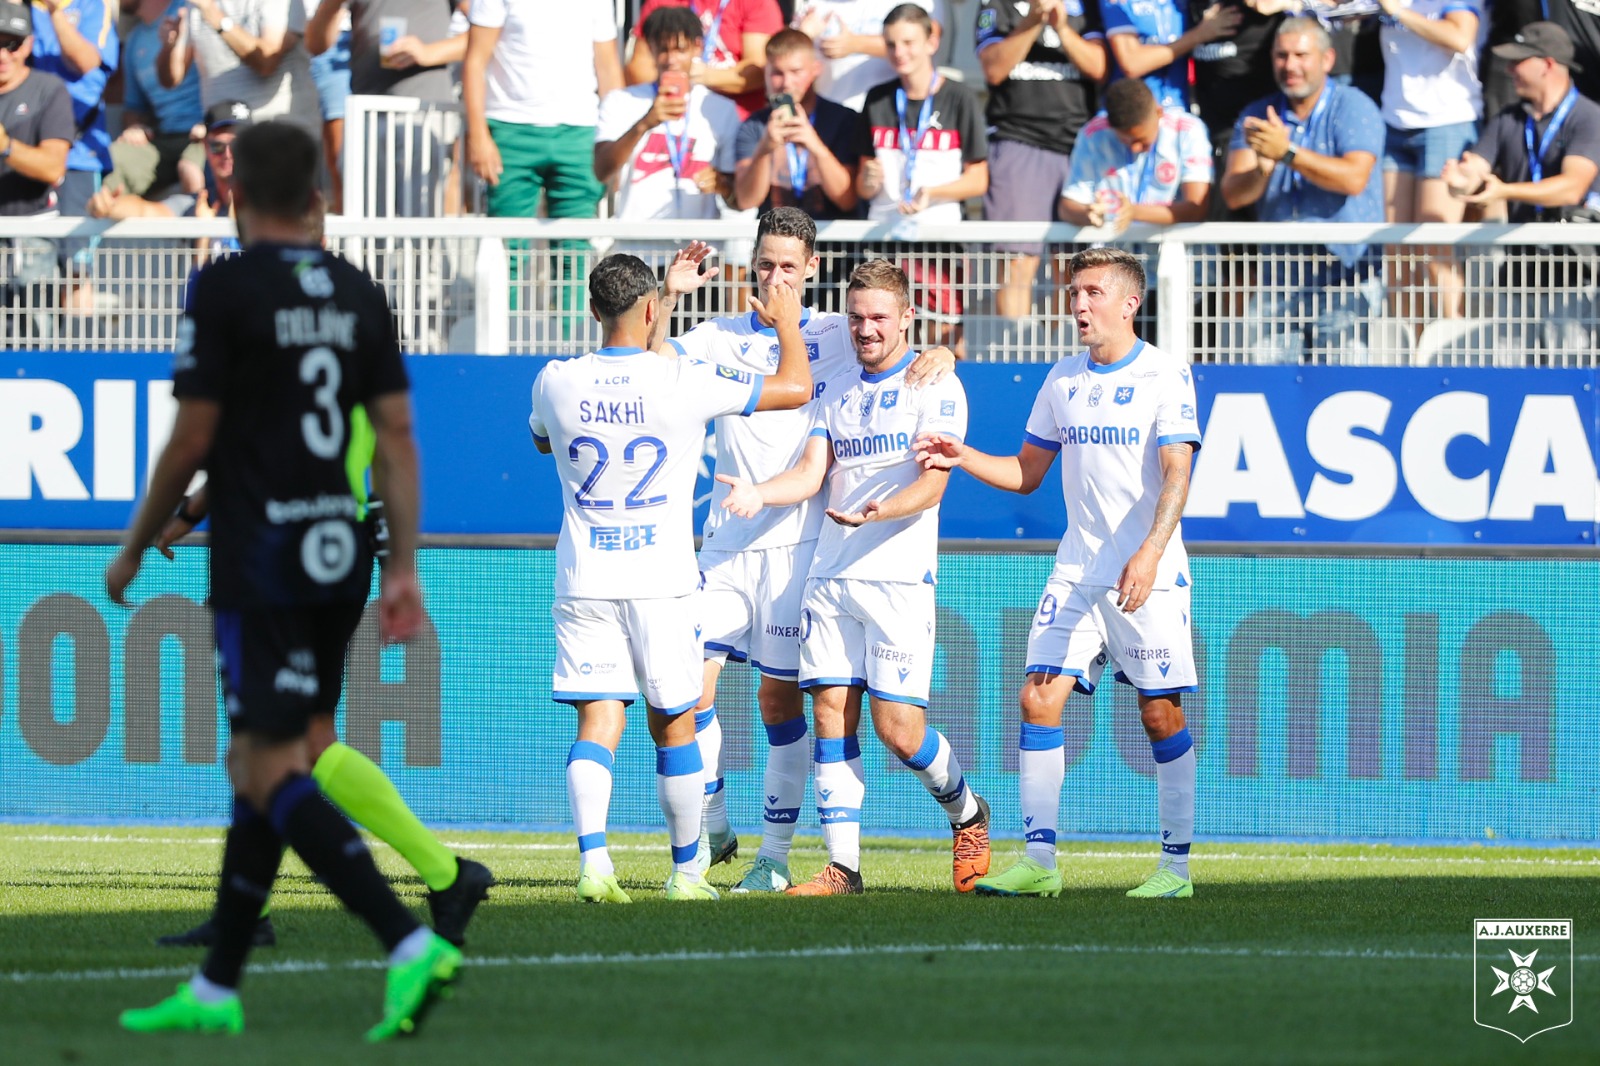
[0,545,1592,844]
[0,354,1595,545]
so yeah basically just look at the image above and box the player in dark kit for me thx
[105,120,462,1042]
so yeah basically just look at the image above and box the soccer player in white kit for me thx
[719,259,991,895]
[916,246,1202,899]
[652,208,954,893]
[529,254,813,903]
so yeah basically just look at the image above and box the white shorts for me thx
[699,540,815,679]
[551,595,703,714]
[798,577,935,707]
[1024,577,1196,696]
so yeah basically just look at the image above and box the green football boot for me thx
[664,871,720,900]
[729,855,791,894]
[365,933,463,1042]
[119,982,244,1035]
[576,870,633,904]
[1126,867,1194,899]
[973,856,1064,897]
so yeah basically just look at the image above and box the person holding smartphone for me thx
[734,27,859,218]
[595,6,741,231]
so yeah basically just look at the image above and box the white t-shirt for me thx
[471,0,617,127]
[800,0,947,111]
[1379,0,1483,130]
[529,347,761,599]
[807,350,967,583]
[189,0,318,135]
[1023,340,1201,590]
[596,84,741,220]
[672,309,859,552]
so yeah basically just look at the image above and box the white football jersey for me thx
[530,346,761,599]
[808,351,967,584]
[1024,340,1201,589]
[671,309,858,552]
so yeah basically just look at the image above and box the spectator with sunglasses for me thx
[86,99,249,222]
[0,2,73,218]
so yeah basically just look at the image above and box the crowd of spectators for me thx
[2,0,1599,356]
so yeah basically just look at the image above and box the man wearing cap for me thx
[0,1,73,217]
[87,99,247,219]
[1444,21,1600,222]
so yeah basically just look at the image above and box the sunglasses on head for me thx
[0,36,26,53]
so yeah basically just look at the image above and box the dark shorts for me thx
[214,603,366,740]
[983,138,1074,256]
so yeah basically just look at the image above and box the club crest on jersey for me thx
[1115,386,1135,405]
[766,345,780,367]
[881,389,899,409]
[717,365,753,384]
[806,342,820,362]
[1088,384,1103,407]
[296,264,335,298]
[860,391,876,418]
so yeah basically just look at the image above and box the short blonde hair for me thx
[847,258,911,311]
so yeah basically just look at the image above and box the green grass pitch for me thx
[2,825,1595,1064]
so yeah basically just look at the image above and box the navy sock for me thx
[269,774,421,952]
[200,799,284,990]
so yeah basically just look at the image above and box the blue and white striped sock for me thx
[758,716,808,863]
[814,736,863,871]
[567,740,615,877]
[1020,722,1064,868]
[656,741,705,876]
[1152,728,1195,881]
[695,707,729,835]
[901,727,978,825]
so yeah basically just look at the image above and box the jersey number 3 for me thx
[569,435,668,510]
[300,347,345,460]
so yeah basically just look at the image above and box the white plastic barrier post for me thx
[475,237,510,356]
[1156,235,1190,363]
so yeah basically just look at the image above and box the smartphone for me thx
[659,70,689,98]
[769,92,797,118]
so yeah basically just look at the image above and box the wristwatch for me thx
[1282,142,1299,166]
[217,15,235,32]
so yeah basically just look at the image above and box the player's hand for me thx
[750,278,801,330]
[154,512,199,560]
[104,548,142,607]
[468,128,503,186]
[379,568,424,643]
[826,499,882,526]
[913,431,965,470]
[1115,546,1160,614]
[716,473,765,518]
[664,240,717,297]
[905,346,956,388]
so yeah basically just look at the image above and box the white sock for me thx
[1019,723,1065,868]
[695,707,730,835]
[189,972,238,1002]
[1153,728,1196,881]
[656,741,705,875]
[387,925,433,966]
[814,736,863,871]
[567,741,616,877]
[758,716,808,863]
[900,727,978,825]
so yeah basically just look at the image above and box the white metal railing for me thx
[342,95,479,219]
[2,218,1596,364]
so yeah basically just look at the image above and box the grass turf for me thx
[1,825,1595,1064]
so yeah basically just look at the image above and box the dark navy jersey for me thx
[173,241,409,609]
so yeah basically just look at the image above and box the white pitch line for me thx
[7,941,1600,986]
[5,833,1599,869]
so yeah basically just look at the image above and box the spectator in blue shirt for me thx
[1222,17,1386,361]
[1099,0,1238,110]
[110,0,206,199]
[28,0,117,219]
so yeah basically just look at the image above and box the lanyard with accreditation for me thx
[1525,86,1579,218]
[895,74,943,207]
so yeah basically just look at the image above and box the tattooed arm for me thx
[1115,442,1194,613]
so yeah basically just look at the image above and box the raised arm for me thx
[718,431,832,514]
[1115,441,1193,613]
[367,389,424,641]
[749,280,813,410]
[827,465,949,525]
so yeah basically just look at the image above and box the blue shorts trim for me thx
[553,690,637,706]
[705,640,748,662]
[650,695,702,717]
[801,676,867,690]
[749,658,799,678]
[866,685,929,709]
[1131,684,1199,697]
